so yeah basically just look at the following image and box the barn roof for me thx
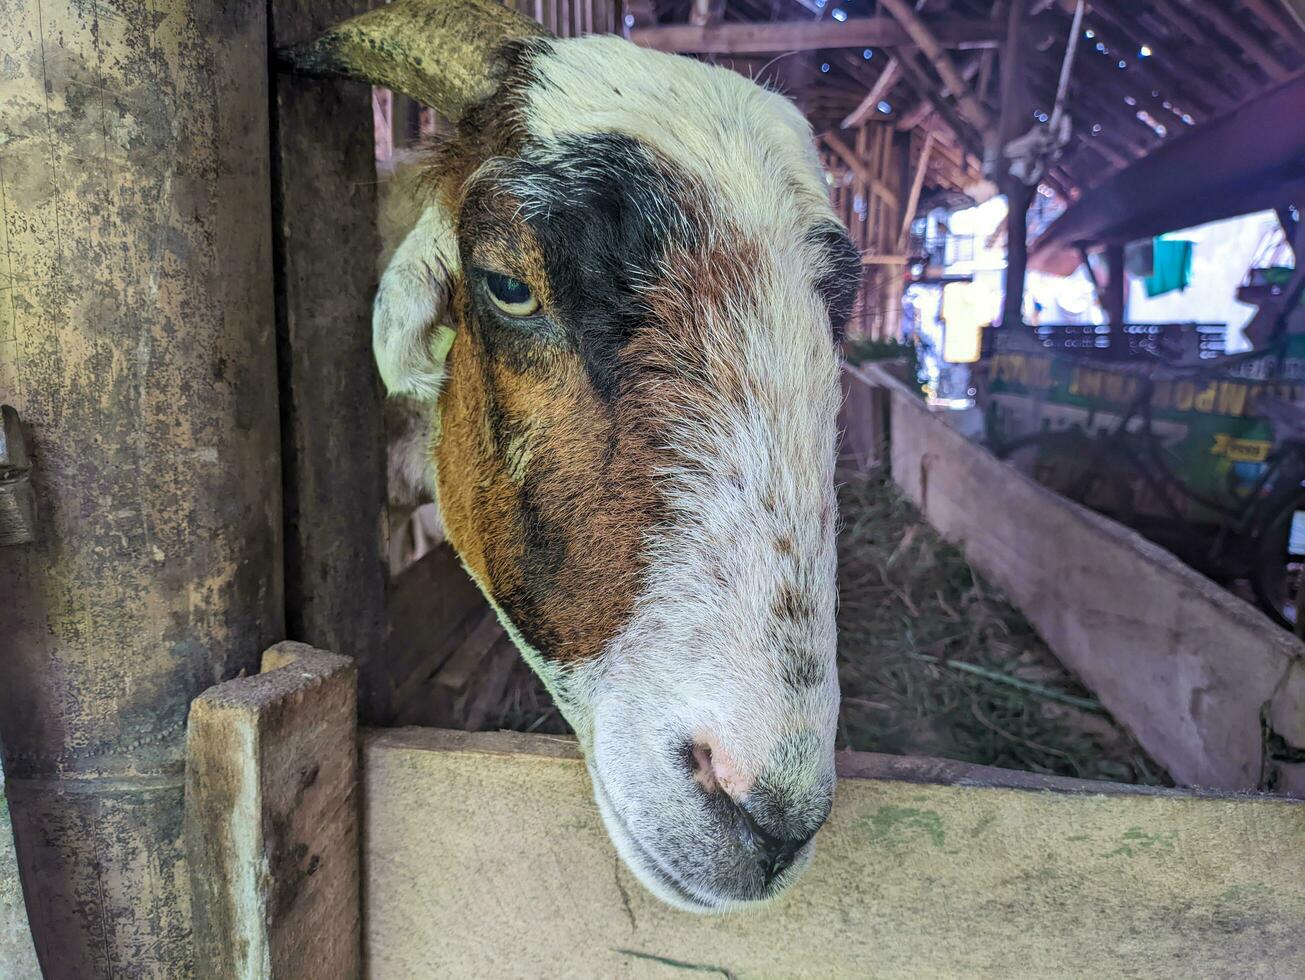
[628,0,1305,205]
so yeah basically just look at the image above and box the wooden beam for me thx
[1101,0,1256,99]
[843,57,901,129]
[898,131,934,251]
[894,48,984,160]
[875,0,993,132]
[997,0,1032,328]
[1240,0,1305,50]
[1041,168,1072,203]
[689,0,724,28]
[1073,1,1221,115]
[975,0,1006,106]
[272,0,392,722]
[1173,0,1293,81]
[629,17,1001,54]
[822,130,901,209]
[1281,0,1305,34]
[893,49,982,132]
[1031,69,1305,270]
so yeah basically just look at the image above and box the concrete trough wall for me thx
[842,363,1305,794]
[361,728,1305,978]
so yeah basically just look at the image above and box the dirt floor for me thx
[493,473,1168,786]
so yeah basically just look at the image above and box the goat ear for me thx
[374,201,460,402]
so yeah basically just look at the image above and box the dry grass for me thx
[493,472,1168,786]
[836,472,1167,784]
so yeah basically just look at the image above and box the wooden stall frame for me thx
[183,655,1305,978]
[842,361,1305,795]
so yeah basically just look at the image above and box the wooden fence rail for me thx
[173,651,1305,979]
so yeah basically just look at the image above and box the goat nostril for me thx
[734,803,815,882]
[687,736,753,800]
[689,741,718,792]
[757,833,808,884]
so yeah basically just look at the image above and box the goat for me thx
[290,0,861,912]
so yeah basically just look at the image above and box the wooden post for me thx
[0,0,282,973]
[186,643,360,978]
[1002,184,1035,328]
[898,133,935,252]
[996,0,1033,329]
[1104,243,1127,330]
[270,0,394,722]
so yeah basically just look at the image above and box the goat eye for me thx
[483,271,539,317]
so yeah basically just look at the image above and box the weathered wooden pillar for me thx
[1002,182,1034,327]
[0,0,282,973]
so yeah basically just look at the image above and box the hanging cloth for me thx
[1145,237,1192,298]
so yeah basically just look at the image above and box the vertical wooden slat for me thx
[187,644,360,978]
[270,0,392,719]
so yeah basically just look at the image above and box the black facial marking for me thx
[494,134,697,401]
[780,647,824,690]
[495,459,569,659]
[773,584,815,623]
[805,223,860,343]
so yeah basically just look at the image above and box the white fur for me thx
[523,36,832,237]
[517,39,846,912]
[373,203,461,401]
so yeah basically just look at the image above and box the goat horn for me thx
[280,0,550,119]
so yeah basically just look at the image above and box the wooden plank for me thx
[186,643,360,979]
[842,57,901,129]
[1030,69,1305,271]
[897,131,933,251]
[848,363,1305,791]
[822,130,900,209]
[837,366,892,474]
[629,17,1001,54]
[271,0,393,722]
[0,0,283,972]
[361,727,1305,977]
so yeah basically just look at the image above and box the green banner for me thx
[982,350,1304,526]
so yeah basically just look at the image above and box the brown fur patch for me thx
[411,120,779,666]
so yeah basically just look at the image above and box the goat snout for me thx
[687,735,829,886]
